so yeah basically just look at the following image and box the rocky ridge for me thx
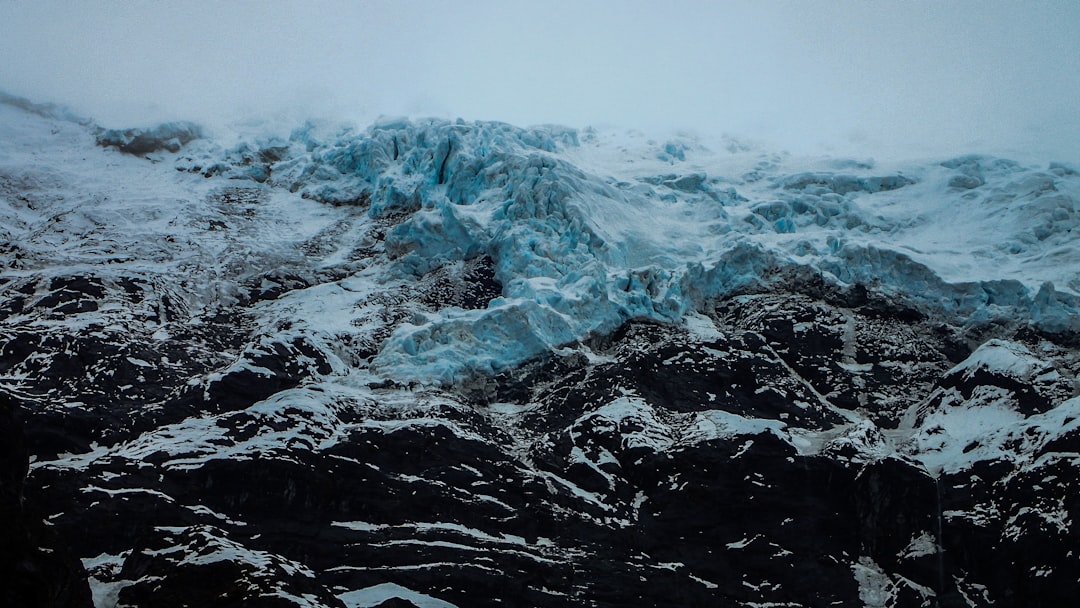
[2,96,1079,607]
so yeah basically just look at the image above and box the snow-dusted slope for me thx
[3,96,1079,608]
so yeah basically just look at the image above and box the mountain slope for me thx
[2,96,1079,607]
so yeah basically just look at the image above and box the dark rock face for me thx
[1,396,93,608]
[15,276,1080,607]
[115,525,346,608]
[96,122,203,155]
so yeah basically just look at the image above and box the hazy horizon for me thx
[2,0,1079,161]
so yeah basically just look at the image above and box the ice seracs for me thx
[168,114,1080,387]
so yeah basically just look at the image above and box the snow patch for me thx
[338,583,459,607]
[852,556,897,608]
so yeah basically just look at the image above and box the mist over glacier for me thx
[1,0,1079,161]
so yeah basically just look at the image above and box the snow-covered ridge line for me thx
[161,115,1080,385]
[0,90,203,156]
[0,90,96,127]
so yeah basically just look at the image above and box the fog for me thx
[2,0,1078,160]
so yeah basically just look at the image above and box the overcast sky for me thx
[1,0,1078,160]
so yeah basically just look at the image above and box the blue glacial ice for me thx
[177,118,1080,385]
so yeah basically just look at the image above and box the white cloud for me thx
[1,0,1078,160]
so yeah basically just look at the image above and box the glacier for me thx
[166,112,1080,386]
[3,93,1080,608]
